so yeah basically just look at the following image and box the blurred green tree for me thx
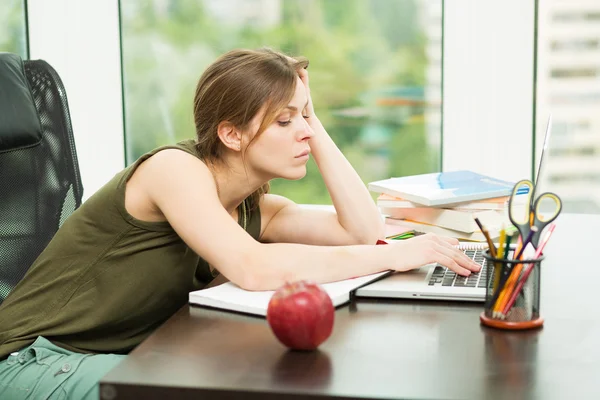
[0,0,27,57]
[121,0,441,204]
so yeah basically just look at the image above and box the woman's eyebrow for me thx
[285,100,309,112]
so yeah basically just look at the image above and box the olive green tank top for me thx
[0,140,261,359]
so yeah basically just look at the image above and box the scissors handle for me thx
[530,192,562,247]
[508,179,534,242]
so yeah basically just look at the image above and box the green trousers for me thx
[0,336,125,400]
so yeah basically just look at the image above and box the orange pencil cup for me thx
[479,249,544,330]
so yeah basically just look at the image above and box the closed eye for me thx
[302,106,309,119]
[278,120,292,127]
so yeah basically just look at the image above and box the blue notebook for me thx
[368,170,516,207]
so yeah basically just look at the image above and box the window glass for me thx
[537,0,600,213]
[0,0,28,57]
[121,0,442,204]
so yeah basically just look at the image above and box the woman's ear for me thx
[217,121,242,152]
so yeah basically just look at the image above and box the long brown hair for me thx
[193,48,309,210]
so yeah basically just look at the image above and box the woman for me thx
[0,48,480,399]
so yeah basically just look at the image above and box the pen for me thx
[490,226,537,315]
[493,226,538,316]
[500,223,556,318]
[513,223,538,261]
[389,231,416,240]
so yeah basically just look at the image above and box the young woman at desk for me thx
[0,48,480,399]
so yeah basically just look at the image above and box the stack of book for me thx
[369,170,514,242]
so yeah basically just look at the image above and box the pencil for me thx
[500,224,556,317]
[503,230,514,261]
[473,217,497,258]
[485,231,521,309]
[487,232,522,311]
[494,231,514,292]
[497,226,506,260]
[493,226,538,317]
[474,217,506,311]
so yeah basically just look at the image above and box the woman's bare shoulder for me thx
[125,148,216,222]
[141,148,213,181]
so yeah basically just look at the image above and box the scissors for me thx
[508,179,562,249]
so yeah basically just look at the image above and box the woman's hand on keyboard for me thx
[389,233,481,276]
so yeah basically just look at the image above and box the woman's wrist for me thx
[306,117,328,141]
[307,121,332,158]
[375,241,395,271]
[306,114,323,130]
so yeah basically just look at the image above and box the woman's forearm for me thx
[242,241,390,291]
[309,118,385,244]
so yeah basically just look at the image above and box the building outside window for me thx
[120,0,442,204]
[536,0,600,213]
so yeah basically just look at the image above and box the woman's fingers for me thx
[390,235,483,276]
[434,242,481,274]
[417,233,457,247]
[285,55,310,87]
[298,71,314,116]
[426,234,481,272]
[436,236,459,246]
[434,253,472,276]
[298,67,309,85]
[390,233,482,276]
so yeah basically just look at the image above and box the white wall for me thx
[27,0,125,200]
[443,0,536,182]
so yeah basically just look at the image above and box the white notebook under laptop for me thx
[189,271,390,317]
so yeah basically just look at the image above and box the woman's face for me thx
[244,77,314,181]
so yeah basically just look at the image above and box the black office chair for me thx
[0,53,83,304]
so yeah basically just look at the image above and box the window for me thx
[536,0,600,213]
[552,10,600,22]
[550,92,600,104]
[553,120,592,136]
[0,0,27,57]
[550,67,597,79]
[120,0,442,204]
[550,38,599,51]
[550,147,596,157]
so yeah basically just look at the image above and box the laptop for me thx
[355,116,553,302]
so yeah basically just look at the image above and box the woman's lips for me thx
[295,149,310,158]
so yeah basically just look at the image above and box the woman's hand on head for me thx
[388,233,482,276]
[297,67,315,119]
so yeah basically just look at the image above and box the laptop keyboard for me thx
[427,249,490,288]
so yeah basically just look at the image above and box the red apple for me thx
[266,280,334,351]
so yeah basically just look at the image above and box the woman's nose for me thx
[299,118,314,140]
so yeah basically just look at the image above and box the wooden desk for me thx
[101,214,600,399]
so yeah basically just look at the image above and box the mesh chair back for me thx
[0,57,83,303]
